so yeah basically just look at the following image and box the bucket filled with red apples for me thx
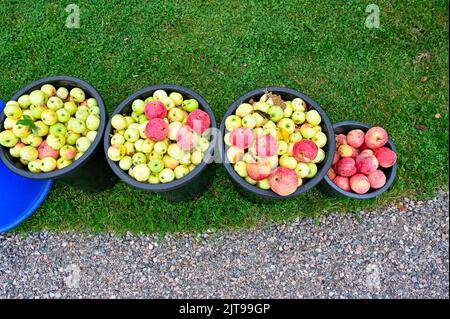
[104,84,217,201]
[220,87,336,200]
[0,76,117,192]
[317,121,398,199]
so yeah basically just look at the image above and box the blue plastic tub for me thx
[0,99,53,233]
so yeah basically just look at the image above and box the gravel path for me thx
[0,190,448,299]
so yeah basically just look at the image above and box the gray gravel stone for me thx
[0,190,448,299]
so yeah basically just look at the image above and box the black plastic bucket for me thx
[0,76,118,192]
[104,84,217,201]
[220,86,336,201]
[316,121,398,199]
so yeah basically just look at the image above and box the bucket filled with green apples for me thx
[0,76,117,192]
[220,87,335,200]
[104,84,217,201]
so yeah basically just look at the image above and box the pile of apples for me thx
[107,90,211,184]
[224,92,327,196]
[328,127,397,194]
[0,84,100,173]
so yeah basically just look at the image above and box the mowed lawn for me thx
[0,0,448,234]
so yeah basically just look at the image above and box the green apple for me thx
[141,139,154,154]
[124,128,140,142]
[131,111,140,123]
[47,96,64,111]
[253,101,269,113]
[0,130,19,147]
[12,123,31,138]
[41,84,56,97]
[4,102,22,119]
[288,130,302,143]
[46,133,66,150]
[132,164,150,182]
[306,163,318,178]
[70,88,86,103]
[284,101,293,118]
[65,132,80,145]
[75,152,84,161]
[148,173,159,184]
[235,103,253,118]
[40,157,57,172]
[291,111,306,125]
[34,121,49,137]
[225,115,242,131]
[195,137,210,153]
[295,162,310,178]
[64,101,78,115]
[154,141,168,155]
[134,139,144,152]
[123,141,135,156]
[70,119,86,134]
[111,114,127,130]
[191,150,203,165]
[9,143,24,158]
[158,168,175,183]
[257,178,271,190]
[168,108,185,123]
[277,118,295,134]
[233,161,247,177]
[119,156,133,171]
[182,99,199,112]
[291,98,306,112]
[87,98,98,108]
[28,160,42,173]
[148,150,162,160]
[153,89,168,100]
[41,109,57,126]
[306,110,321,126]
[169,92,183,106]
[161,97,176,109]
[49,123,67,136]
[86,131,97,143]
[3,118,17,130]
[279,154,298,170]
[132,152,147,165]
[149,158,164,173]
[253,112,266,127]
[57,157,73,170]
[86,115,100,131]
[242,114,257,129]
[20,146,38,162]
[167,143,184,160]
[179,152,191,165]
[268,105,284,122]
[312,148,325,164]
[174,165,190,179]
[163,155,179,169]
[124,116,135,128]
[168,121,182,141]
[107,144,126,161]
[29,90,47,106]
[223,132,232,146]
[300,123,316,139]
[277,140,288,155]
[131,99,145,114]
[245,176,257,185]
[56,109,71,123]
[75,106,89,121]
[76,136,91,153]
[56,87,69,100]
[23,135,43,147]
[18,95,31,109]
[312,132,327,148]
[88,106,100,116]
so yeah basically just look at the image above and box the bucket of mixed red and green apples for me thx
[220,87,335,200]
[104,84,217,201]
[0,76,117,192]
[317,121,398,199]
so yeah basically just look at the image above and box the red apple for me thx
[336,157,357,177]
[176,125,199,150]
[374,147,397,168]
[356,155,378,175]
[347,129,365,148]
[293,140,318,162]
[247,160,272,181]
[327,167,336,180]
[350,173,371,194]
[356,149,374,164]
[332,152,340,165]
[146,118,169,141]
[269,167,299,196]
[230,128,254,149]
[187,109,211,134]
[335,134,347,146]
[333,176,350,191]
[255,135,278,157]
[38,141,59,160]
[145,100,167,119]
[368,169,386,189]
[365,127,388,149]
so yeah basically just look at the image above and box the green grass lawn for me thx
[0,0,448,234]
